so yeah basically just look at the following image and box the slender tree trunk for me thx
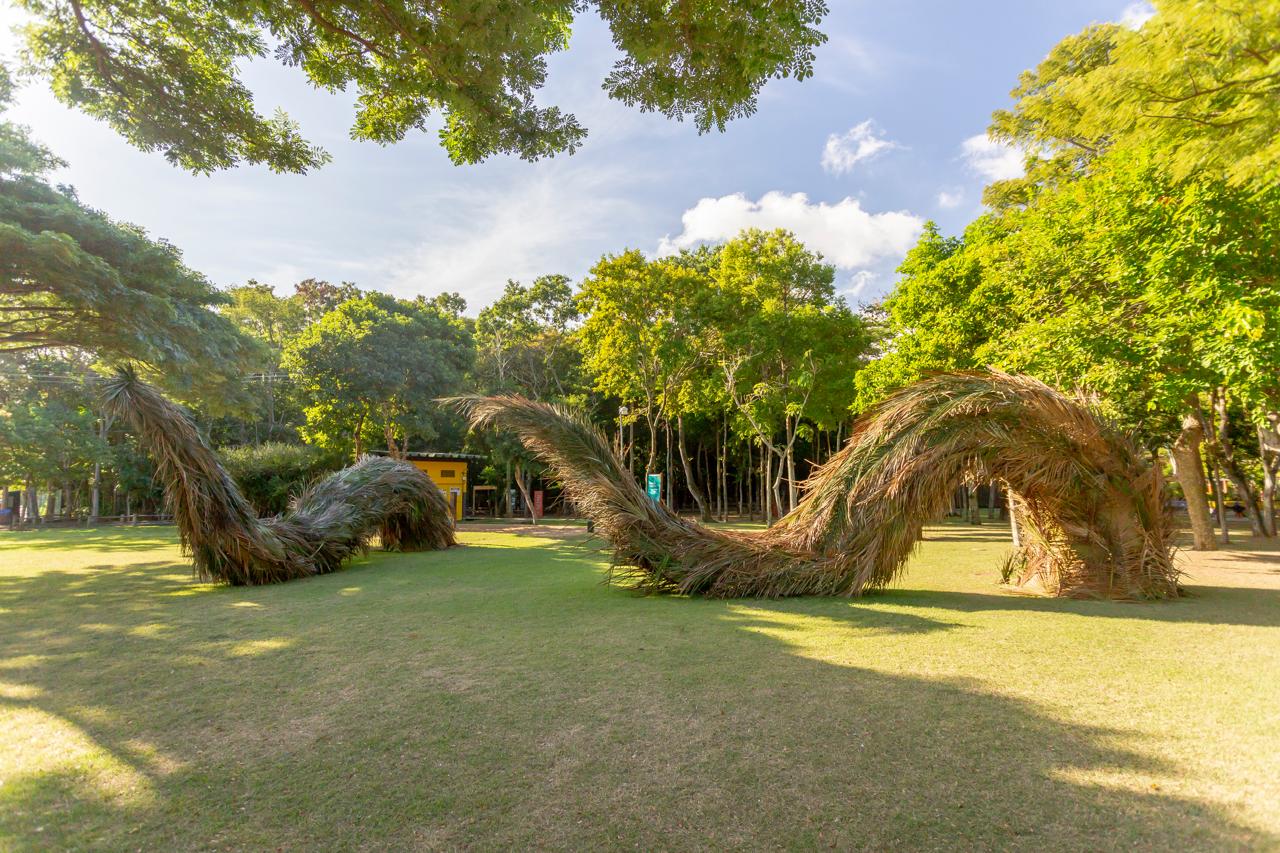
[646,414,659,475]
[1170,411,1217,550]
[770,446,786,523]
[1211,392,1268,536]
[698,441,708,515]
[967,483,982,525]
[1259,419,1279,538]
[384,423,398,459]
[1198,405,1230,544]
[22,476,34,523]
[737,443,745,519]
[1009,488,1022,548]
[676,415,710,522]
[503,459,513,518]
[44,483,56,521]
[1206,459,1229,544]
[90,464,100,523]
[784,416,799,513]
[265,375,275,442]
[664,420,674,507]
[513,462,536,525]
[763,445,773,525]
[720,416,729,523]
[353,410,366,460]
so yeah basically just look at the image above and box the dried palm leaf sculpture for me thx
[101,366,456,585]
[454,371,1178,600]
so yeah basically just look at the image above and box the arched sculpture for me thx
[101,367,456,585]
[455,371,1179,600]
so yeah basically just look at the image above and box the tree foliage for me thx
[15,0,829,172]
[281,293,473,459]
[0,68,256,393]
[712,229,865,511]
[578,250,713,470]
[990,1,1280,192]
[218,441,338,516]
[473,275,582,401]
[0,353,106,494]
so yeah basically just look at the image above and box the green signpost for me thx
[646,474,662,504]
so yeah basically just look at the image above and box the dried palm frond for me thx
[101,366,455,585]
[452,371,1178,600]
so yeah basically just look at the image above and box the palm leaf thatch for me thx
[100,366,456,585]
[453,371,1178,600]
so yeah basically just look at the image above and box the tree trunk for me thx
[1206,459,1229,544]
[676,415,710,522]
[1259,419,1279,537]
[513,462,536,525]
[1211,392,1268,536]
[503,459,513,518]
[967,483,982,525]
[384,423,399,459]
[784,417,799,513]
[90,462,101,523]
[770,448,786,523]
[22,476,34,523]
[44,483,56,521]
[1170,411,1217,550]
[665,420,674,507]
[1008,488,1022,549]
[757,440,768,522]
[353,410,366,460]
[645,414,659,475]
[737,442,745,519]
[720,416,729,523]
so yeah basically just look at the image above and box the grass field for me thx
[2,523,1278,851]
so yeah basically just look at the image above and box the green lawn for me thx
[2,524,1278,851]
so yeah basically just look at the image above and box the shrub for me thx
[219,442,340,516]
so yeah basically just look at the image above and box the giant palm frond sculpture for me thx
[101,366,456,585]
[454,371,1178,600]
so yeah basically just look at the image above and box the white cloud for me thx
[658,191,923,272]
[821,120,898,174]
[382,163,641,309]
[846,270,877,297]
[1118,2,1155,29]
[936,189,964,209]
[961,134,1025,182]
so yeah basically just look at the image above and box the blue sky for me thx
[0,1,1150,312]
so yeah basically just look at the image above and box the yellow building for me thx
[401,452,484,521]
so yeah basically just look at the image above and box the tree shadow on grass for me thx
[0,546,1273,849]
[843,584,1280,629]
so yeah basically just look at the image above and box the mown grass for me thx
[1,523,1278,850]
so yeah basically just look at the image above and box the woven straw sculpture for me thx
[454,371,1178,600]
[102,366,456,585]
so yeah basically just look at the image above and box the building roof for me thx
[373,451,485,463]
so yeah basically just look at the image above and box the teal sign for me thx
[646,473,662,503]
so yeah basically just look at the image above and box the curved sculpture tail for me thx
[101,366,456,585]
[454,371,1178,600]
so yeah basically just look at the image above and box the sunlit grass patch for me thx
[0,523,1277,850]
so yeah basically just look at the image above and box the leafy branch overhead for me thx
[987,0,1280,193]
[14,0,829,172]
